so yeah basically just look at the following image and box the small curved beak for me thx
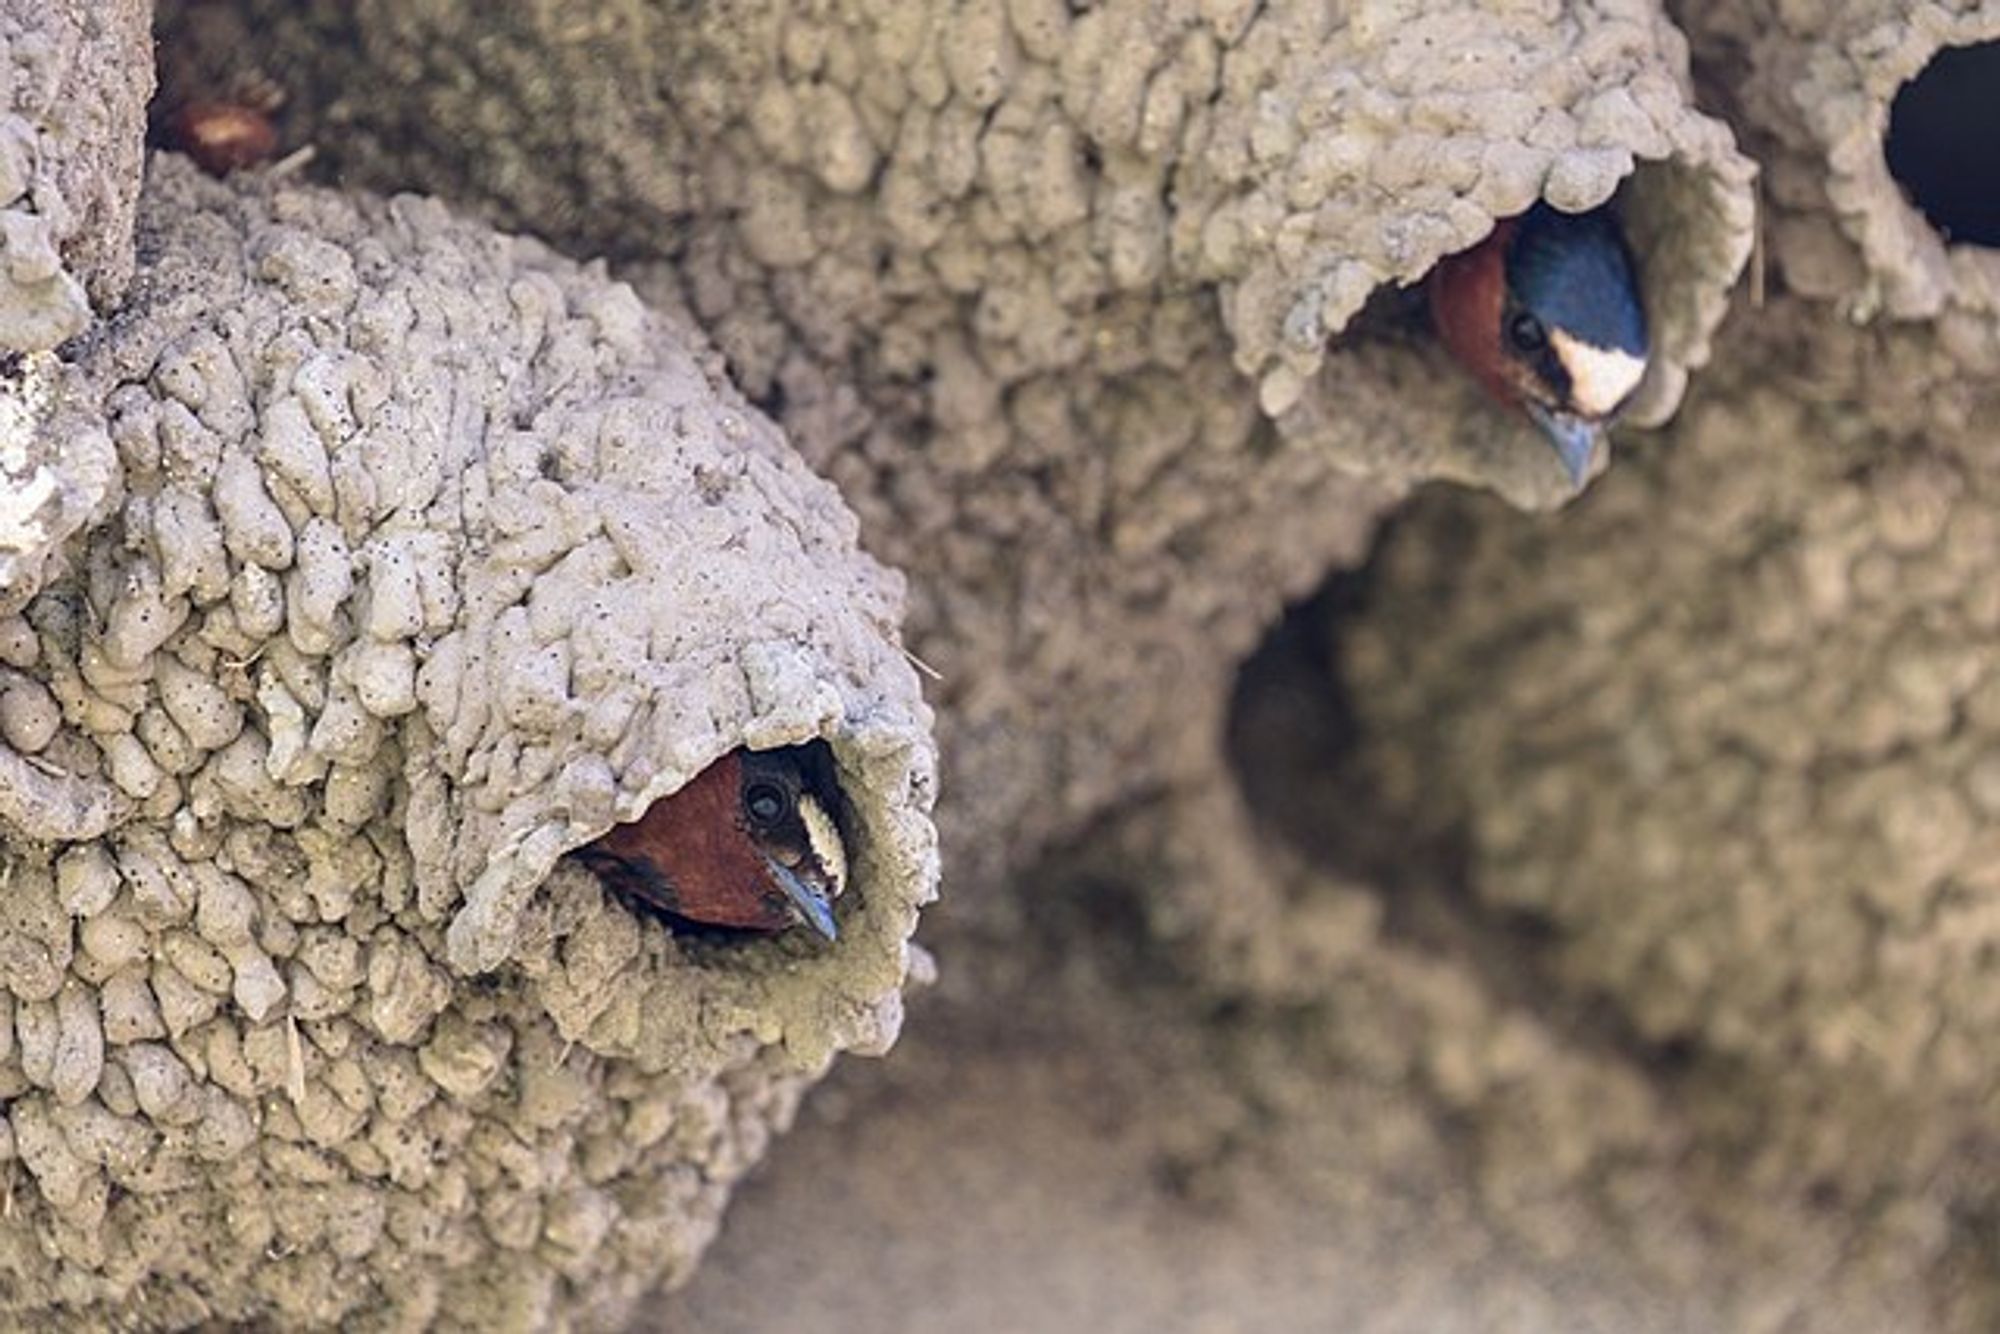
[763,854,839,942]
[1524,402,1603,490]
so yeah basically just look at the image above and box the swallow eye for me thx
[744,782,791,826]
[1508,312,1548,354]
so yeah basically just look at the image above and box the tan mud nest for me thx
[0,157,936,1329]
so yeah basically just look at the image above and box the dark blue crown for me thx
[1505,202,1648,357]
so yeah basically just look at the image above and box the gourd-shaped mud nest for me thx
[0,158,937,1330]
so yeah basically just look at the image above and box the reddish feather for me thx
[584,751,797,932]
[1428,217,1519,409]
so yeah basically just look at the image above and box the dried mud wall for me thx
[0,0,151,623]
[7,0,2000,1326]
[154,0,1756,925]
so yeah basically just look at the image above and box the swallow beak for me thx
[762,854,840,942]
[1524,402,1603,490]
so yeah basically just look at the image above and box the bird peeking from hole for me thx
[571,743,848,942]
[1430,201,1650,489]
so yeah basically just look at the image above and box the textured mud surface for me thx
[0,0,152,624]
[658,879,1948,1334]
[155,0,1754,929]
[1284,334,2000,1327]
[5,0,2000,1326]
[0,0,150,329]
[0,157,935,1328]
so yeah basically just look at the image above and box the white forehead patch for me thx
[1550,329,1647,419]
[799,793,847,900]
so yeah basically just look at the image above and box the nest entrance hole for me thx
[1221,527,1473,924]
[1221,505,1704,1077]
[1886,40,2000,248]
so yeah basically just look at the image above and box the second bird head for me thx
[1430,201,1650,489]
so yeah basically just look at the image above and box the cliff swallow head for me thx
[1430,202,1650,488]
[572,743,848,942]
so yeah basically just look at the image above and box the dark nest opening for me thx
[1221,503,1699,1077]
[1886,40,2000,248]
[1222,521,1478,939]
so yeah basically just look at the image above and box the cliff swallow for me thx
[1430,202,1650,487]
[572,744,847,941]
